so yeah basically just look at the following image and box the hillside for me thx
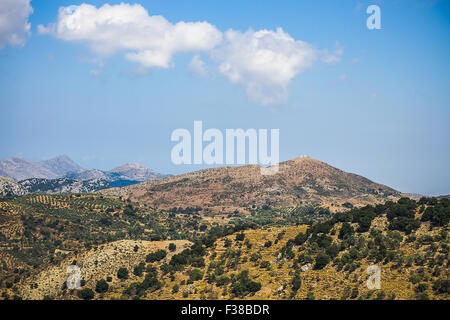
[101,157,401,215]
[3,196,448,300]
[0,177,27,198]
[19,178,111,194]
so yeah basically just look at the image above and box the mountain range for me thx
[0,155,169,197]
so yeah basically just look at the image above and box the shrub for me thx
[189,269,204,282]
[235,233,245,242]
[294,232,307,245]
[292,272,301,293]
[117,267,129,280]
[95,279,109,293]
[77,288,94,300]
[433,279,450,294]
[314,253,331,270]
[133,263,145,277]
[339,222,354,240]
[168,243,176,252]
[146,250,167,263]
[231,271,261,297]
[216,275,230,287]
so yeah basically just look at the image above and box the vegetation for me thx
[0,195,448,300]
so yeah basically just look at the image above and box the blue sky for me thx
[0,0,449,195]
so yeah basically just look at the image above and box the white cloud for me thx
[39,3,343,105]
[212,28,317,105]
[0,0,33,49]
[188,55,207,76]
[38,3,222,68]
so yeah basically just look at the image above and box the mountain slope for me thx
[8,196,449,300]
[100,156,401,214]
[0,176,27,198]
[0,155,81,181]
[0,155,168,192]
[66,164,170,186]
[19,178,110,194]
[109,163,169,181]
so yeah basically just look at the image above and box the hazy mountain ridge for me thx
[0,156,77,181]
[101,156,401,214]
[0,155,168,196]
[65,163,169,183]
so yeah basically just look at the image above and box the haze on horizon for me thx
[0,0,449,196]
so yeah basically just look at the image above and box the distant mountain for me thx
[65,164,170,187]
[0,176,27,198]
[101,156,401,214]
[110,163,169,181]
[0,155,81,181]
[19,178,110,195]
[64,169,110,181]
[0,155,168,194]
[40,155,82,177]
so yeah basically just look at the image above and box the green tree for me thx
[77,288,94,300]
[339,222,354,240]
[292,272,301,293]
[95,279,109,293]
[117,267,129,280]
[314,253,331,270]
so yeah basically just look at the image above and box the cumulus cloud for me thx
[38,3,222,68]
[39,3,343,105]
[0,0,33,49]
[212,28,317,105]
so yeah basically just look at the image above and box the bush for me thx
[421,205,450,227]
[77,288,94,300]
[95,279,109,293]
[314,253,331,270]
[146,250,167,263]
[133,262,145,277]
[294,232,307,245]
[168,243,176,252]
[433,279,450,294]
[216,275,230,287]
[231,270,261,297]
[189,269,204,282]
[117,267,129,280]
[235,233,245,242]
[292,272,301,293]
[339,222,354,240]
[264,241,272,248]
